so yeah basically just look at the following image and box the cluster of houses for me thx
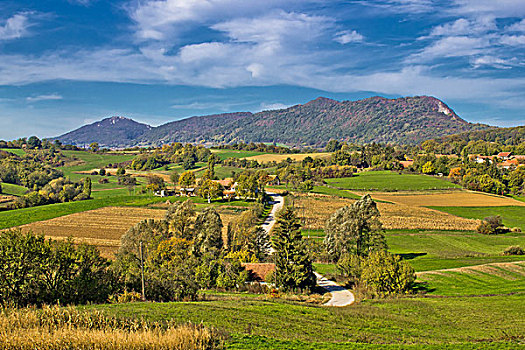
[399,152,524,171]
[155,174,281,198]
[469,152,525,169]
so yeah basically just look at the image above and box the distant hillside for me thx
[433,125,525,145]
[56,96,489,147]
[56,116,151,147]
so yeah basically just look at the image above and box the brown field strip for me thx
[294,193,480,231]
[362,191,525,207]
[17,205,241,259]
[417,261,525,278]
[245,153,331,163]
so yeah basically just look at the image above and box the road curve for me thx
[315,272,355,307]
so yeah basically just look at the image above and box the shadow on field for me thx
[398,252,427,260]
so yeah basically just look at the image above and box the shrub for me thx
[99,178,109,184]
[99,168,106,176]
[503,246,524,256]
[337,254,363,284]
[477,215,506,234]
[360,250,415,297]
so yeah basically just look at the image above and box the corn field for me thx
[0,305,223,350]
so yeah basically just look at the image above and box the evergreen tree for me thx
[324,194,386,260]
[272,208,315,292]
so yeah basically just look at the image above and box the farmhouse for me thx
[497,151,512,160]
[266,175,281,186]
[243,263,276,282]
[497,159,520,169]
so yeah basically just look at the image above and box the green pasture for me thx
[418,262,525,296]
[89,294,524,346]
[430,206,525,231]
[210,149,267,160]
[325,171,461,191]
[61,150,136,174]
[0,183,29,196]
[0,148,26,156]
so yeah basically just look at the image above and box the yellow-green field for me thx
[244,152,331,163]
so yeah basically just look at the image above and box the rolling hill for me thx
[55,96,488,147]
[56,116,152,148]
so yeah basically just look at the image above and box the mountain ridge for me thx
[55,96,489,147]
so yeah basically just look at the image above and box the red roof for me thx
[498,152,511,157]
[243,263,275,282]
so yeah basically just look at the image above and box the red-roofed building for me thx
[497,152,512,160]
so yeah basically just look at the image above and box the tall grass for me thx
[0,305,224,350]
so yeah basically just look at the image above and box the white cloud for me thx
[451,0,525,17]
[128,0,299,41]
[26,94,63,102]
[407,36,489,63]
[211,11,331,46]
[259,102,290,111]
[500,35,525,46]
[429,17,496,37]
[507,19,525,32]
[0,12,32,41]
[471,56,514,69]
[334,30,364,44]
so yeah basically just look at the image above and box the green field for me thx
[211,149,267,160]
[0,183,29,196]
[61,150,136,175]
[430,206,525,231]
[0,148,26,156]
[388,229,525,271]
[418,262,525,296]
[311,229,525,272]
[89,294,524,347]
[325,171,461,191]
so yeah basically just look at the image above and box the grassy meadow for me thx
[325,171,461,191]
[0,182,29,196]
[430,206,525,230]
[89,293,524,348]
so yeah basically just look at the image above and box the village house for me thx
[266,174,281,186]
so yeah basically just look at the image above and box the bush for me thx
[0,230,117,306]
[477,215,506,234]
[503,246,524,256]
[360,250,415,297]
[99,178,109,184]
[99,168,106,176]
[337,254,363,284]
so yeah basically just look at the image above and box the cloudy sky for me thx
[0,0,524,139]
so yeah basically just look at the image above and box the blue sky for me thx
[0,0,524,139]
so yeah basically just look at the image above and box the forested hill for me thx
[56,116,151,148]
[56,96,488,147]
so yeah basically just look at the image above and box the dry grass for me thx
[363,191,525,207]
[244,153,331,163]
[293,193,479,231]
[19,207,166,258]
[418,261,525,278]
[0,305,223,350]
[18,205,240,259]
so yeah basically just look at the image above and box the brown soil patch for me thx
[364,191,525,207]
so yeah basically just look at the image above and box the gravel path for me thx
[261,192,284,234]
[315,272,355,307]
